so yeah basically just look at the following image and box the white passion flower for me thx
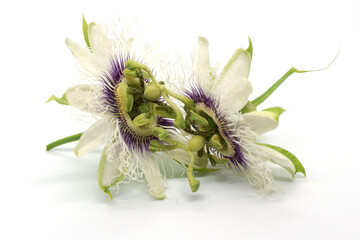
[168,37,310,192]
[47,17,177,200]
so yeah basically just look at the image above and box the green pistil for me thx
[46,132,83,151]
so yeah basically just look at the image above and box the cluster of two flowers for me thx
[47,17,306,200]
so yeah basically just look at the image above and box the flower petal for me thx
[243,112,277,135]
[98,145,124,200]
[214,49,252,111]
[87,23,113,62]
[140,154,166,199]
[194,37,211,88]
[243,107,285,135]
[257,143,305,177]
[75,118,113,157]
[65,38,99,75]
[64,84,104,114]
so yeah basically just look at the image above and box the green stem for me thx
[251,49,339,107]
[251,67,298,107]
[46,132,83,151]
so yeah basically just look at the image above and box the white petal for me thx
[215,49,252,111]
[65,38,100,75]
[140,154,166,199]
[75,118,113,157]
[125,37,134,56]
[99,132,133,192]
[64,84,104,114]
[243,111,279,135]
[88,23,113,63]
[257,144,296,176]
[98,145,124,199]
[194,37,211,90]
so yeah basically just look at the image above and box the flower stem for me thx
[46,132,83,151]
[251,49,339,107]
[251,67,300,107]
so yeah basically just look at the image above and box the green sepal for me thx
[258,143,306,177]
[246,37,253,59]
[152,127,169,141]
[133,113,151,127]
[46,95,69,105]
[262,107,285,121]
[82,15,91,49]
[189,110,208,126]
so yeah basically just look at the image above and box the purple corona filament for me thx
[99,55,172,155]
[185,85,247,169]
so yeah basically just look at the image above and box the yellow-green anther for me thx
[154,105,176,119]
[187,151,200,192]
[123,69,138,78]
[144,85,161,102]
[210,155,230,164]
[123,69,150,79]
[189,110,208,126]
[123,77,140,87]
[125,60,150,72]
[152,127,169,141]
[188,135,206,152]
[208,134,223,150]
[116,82,134,112]
[133,113,151,127]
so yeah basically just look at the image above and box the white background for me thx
[1,0,359,239]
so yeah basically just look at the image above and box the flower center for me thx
[114,79,157,136]
[194,103,236,157]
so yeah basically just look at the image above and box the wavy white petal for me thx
[64,84,104,114]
